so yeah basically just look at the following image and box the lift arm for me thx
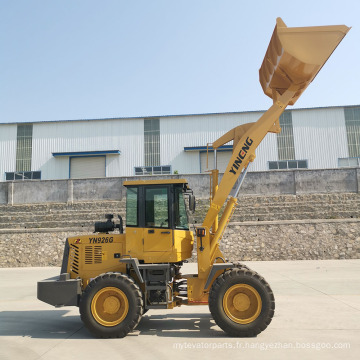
[201,17,350,240]
[202,89,294,230]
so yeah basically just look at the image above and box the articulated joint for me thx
[275,100,286,109]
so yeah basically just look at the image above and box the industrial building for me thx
[0,105,359,181]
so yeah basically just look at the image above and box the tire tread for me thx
[80,272,143,338]
[209,267,275,337]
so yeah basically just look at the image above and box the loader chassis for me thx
[37,18,350,338]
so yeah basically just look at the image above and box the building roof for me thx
[1,104,359,126]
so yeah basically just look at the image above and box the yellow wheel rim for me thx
[223,284,262,324]
[91,287,129,327]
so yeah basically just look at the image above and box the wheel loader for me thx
[38,18,350,338]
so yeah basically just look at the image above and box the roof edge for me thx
[1,104,359,126]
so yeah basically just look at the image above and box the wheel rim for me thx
[223,284,262,324]
[91,287,129,327]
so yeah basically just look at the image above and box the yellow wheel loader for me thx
[38,18,350,338]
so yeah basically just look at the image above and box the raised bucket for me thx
[259,18,350,105]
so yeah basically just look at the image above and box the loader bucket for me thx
[259,18,350,105]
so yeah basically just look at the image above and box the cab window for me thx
[174,186,189,230]
[145,187,169,228]
[126,187,138,227]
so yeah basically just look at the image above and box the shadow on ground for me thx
[0,310,230,339]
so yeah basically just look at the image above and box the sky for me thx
[0,0,359,123]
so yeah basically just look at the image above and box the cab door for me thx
[143,186,173,252]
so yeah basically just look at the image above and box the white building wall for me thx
[160,111,274,173]
[292,107,348,169]
[0,106,355,181]
[32,118,144,180]
[253,132,278,171]
[0,124,17,180]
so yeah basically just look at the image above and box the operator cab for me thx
[123,179,194,230]
[123,179,195,263]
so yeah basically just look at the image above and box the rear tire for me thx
[209,268,274,337]
[80,272,143,338]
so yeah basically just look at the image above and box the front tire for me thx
[80,272,143,338]
[209,268,274,337]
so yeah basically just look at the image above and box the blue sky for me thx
[0,0,359,123]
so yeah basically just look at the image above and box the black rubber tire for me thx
[209,268,275,337]
[233,261,251,271]
[79,272,143,338]
[141,290,148,315]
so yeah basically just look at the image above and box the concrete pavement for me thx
[0,260,359,360]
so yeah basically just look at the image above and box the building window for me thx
[16,124,33,172]
[344,107,360,157]
[134,166,171,176]
[268,160,308,170]
[144,118,160,166]
[5,171,41,181]
[338,157,360,168]
[277,112,295,161]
